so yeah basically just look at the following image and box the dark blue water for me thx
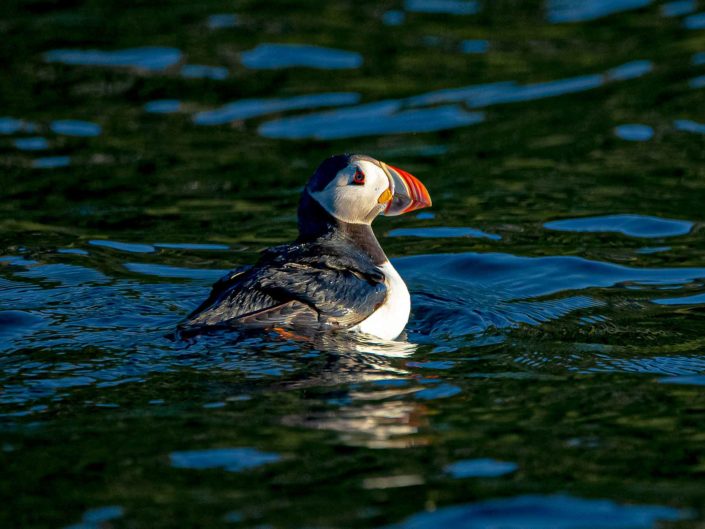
[3,0,705,527]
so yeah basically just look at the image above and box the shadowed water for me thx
[3,0,705,528]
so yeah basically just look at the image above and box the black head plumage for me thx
[306,154,352,192]
[298,154,361,242]
[306,153,380,192]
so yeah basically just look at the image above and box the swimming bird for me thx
[180,154,431,340]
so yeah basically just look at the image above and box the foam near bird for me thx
[180,154,432,340]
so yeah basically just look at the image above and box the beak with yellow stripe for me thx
[378,161,432,216]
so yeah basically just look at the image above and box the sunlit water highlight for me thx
[240,44,363,69]
[662,0,697,17]
[547,0,652,23]
[194,93,361,126]
[385,494,685,529]
[544,214,693,238]
[44,46,183,71]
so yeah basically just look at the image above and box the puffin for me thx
[180,154,432,341]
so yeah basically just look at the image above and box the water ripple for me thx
[240,44,363,70]
[614,124,654,141]
[461,39,489,54]
[689,75,705,88]
[31,156,71,169]
[383,10,406,25]
[544,214,693,238]
[13,137,49,151]
[653,292,705,305]
[144,100,182,114]
[404,0,479,15]
[180,64,228,80]
[547,0,652,23]
[63,505,124,529]
[662,0,697,17]
[207,13,238,29]
[50,120,102,137]
[0,116,37,134]
[194,92,360,126]
[124,262,226,280]
[444,458,518,478]
[388,227,501,240]
[684,12,705,28]
[675,119,705,134]
[44,46,183,71]
[259,103,483,139]
[398,251,705,304]
[3,247,705,410]
[384,494,685,529]
[258,60,651,139]
[89,239,155,253]
[170,447,281,471]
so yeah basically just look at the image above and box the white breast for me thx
[351,261,411,341]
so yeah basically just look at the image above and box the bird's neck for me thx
[297,189,388,266]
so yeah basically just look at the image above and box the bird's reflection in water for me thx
[278,332,432,449]
[180,328,431,447]
[282,400,430,448]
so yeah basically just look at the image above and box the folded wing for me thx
[180,239,387,333]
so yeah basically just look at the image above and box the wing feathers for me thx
[180,238,387,333]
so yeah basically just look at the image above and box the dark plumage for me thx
[180,230,386,333]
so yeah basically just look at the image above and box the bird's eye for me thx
[352,168,365,185]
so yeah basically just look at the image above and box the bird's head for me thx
[303,154,432,225]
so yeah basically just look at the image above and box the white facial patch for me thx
[310,160,392,224]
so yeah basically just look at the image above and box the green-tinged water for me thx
[3,1,705,527]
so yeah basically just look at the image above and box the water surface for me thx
[3,1,705,528]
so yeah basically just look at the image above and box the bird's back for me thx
[179,235,387,334]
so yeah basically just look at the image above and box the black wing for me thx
[180,240,387,332]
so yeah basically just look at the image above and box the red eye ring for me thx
[352,168,365,185]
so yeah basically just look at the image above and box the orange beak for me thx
[380,162,432,216]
